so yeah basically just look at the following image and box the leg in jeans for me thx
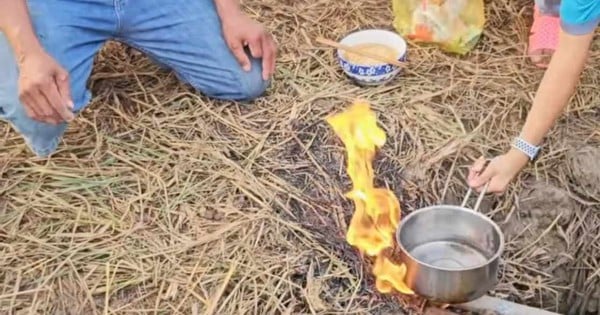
[118,0,269,101]
[0,0,113,157]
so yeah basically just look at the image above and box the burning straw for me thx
[326,100,413,295]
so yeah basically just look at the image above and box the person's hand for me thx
[467,150,530,194]
[221,13,277,81]
[17,50,74,124]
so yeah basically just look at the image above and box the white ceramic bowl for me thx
[337,29,408,86]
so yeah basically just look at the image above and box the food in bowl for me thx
[342,43,399,66]
[337,29,407,86]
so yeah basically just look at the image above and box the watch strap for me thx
[512,137,540,160]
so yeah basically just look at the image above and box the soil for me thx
[565,146,600,315]
[514,181,576,229]
[567,146,600,198]
[503,181,577,313]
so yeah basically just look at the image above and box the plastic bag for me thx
[392,0,485,55]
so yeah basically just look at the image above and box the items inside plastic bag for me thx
[392,0,485,54]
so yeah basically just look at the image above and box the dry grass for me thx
[1,0,599,314]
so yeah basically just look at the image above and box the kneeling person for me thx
[0,0,277,157]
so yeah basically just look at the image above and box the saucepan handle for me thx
[461,182,490,213]
[461,158,493,213]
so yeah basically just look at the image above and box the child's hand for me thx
[467,151,529,195]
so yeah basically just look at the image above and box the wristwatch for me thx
[512,137,540,161]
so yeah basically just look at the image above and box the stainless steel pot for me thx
[396,184,504,304]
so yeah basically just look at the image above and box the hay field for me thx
[1,0,599,314]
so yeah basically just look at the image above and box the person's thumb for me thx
[468,156,486,182]
[471,162,495,189]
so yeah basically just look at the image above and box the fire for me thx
[326,100,414,295]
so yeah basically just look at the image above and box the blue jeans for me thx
[0,0,269,157]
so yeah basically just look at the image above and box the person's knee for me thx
[24,135,62,158]
[238,57,270,101]
[0,94,66,158]
[238,70,270,101]
[189,56,270,102]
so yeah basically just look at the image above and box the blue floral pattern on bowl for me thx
[338,53,407,86]
[336,29,408,86]
[339,54,407,77]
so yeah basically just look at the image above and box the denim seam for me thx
[113,0,122,34]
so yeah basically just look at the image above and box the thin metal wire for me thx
[461,159,492,212]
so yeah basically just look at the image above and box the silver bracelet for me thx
[512,137,540,160]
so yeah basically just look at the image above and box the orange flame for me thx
[326,100,414,295]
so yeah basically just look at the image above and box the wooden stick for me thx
[456,295,561,315]
[315,37,406,67]
[423,307,460,315]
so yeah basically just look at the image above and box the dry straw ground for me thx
[1,0,599,314]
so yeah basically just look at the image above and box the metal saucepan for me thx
[396,183,504,304]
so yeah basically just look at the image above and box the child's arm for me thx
[468,12,596,193]
[520,31,594,147]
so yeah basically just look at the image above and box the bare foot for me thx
[529,48,554,67]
